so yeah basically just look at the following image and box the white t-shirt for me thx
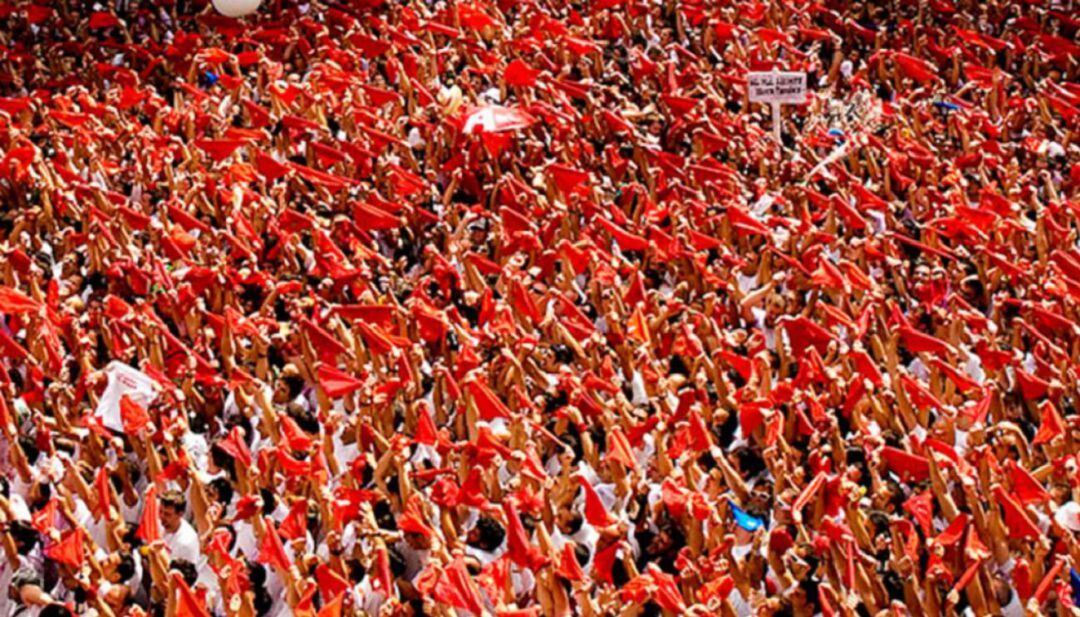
[164,518,201,564]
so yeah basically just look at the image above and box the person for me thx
[159,491,201,566]
[7,568,53,617]
[0,0,1077,614]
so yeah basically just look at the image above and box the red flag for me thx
[301,318,350,361]
[317,593,344,617]
[793,471,827,514]
[353,201,401,231]
[173,572,211,617]
[893,52,939,83]
[592,541,620,585]
[120,394,151,435]
[88,11,121,29]
[578,477,615,527]
[398,494,433,538]
[594,217,649,252]
[903,491,934,535]
[276,448,312,478]
[1032,401,1064,446]
[279,415,314,452]
[414,406,438,445]
[557,543,585,582]
[464,379,512,421]
[504,59,540,87]
[780,316,834,355]
[0,286,40,314]
[418,558,485,615]
[315,564,350,604]
[1006,461,1050,505]
[444,558,486,615]
[44,528,85,568]
[546,163,590,194]
[278,499,309,541]
[0,396,12,433]
[811,259,847,291]
[881,446,930,482]
[993,486,1042,539]
[462,105,537,133]
[137,485,161,544]
[726,205,772,237]
[316,364,365,398]
[508,279,540,325]
[1028,399,1062,449]
[1033,558,1066,606]
[356,322,408,356]
[194,139,245,162]
[928,358,981,393]
[332,304,397,328]
[933,513,969,547]
[1016,369,1050,401]
[650,566,687,612]
[605,428,637,470]
[255,152,290,181]
[0,328,29,360]
[95,466,112,520]
[503,501,549,570]
[216,426,252,468]
[898,325,954,357]
[257,518,292,572]
[411,302,448,343]
[31,499,60,534]
[374,545,394,596]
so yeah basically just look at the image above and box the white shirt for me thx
[164,518,201,564]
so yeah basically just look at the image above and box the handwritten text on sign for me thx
[748,72,807,104]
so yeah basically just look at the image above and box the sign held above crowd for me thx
[212,0,262,17]
[748,71,807,148]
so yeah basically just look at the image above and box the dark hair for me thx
[115,553,136,583]
[11,521,39,552]
[210,445,237,479]
[346,558,367,584]
[19,436,39,466]
[387,543,408,579]
[562,511,584,535]
[732,447,766,480]
[259,488,276,516]
[208,477,234,507]
[471,516,506,552]
[39,605,74,617]
[169,559,198,586]
[160,489,187,513]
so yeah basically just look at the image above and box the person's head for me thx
[9,568,42,604]
[159,489,187,533]
[556,509,584,536]
[39,605,74,617]
[404,531,432,550]
[207,477,234,507]
[467,515,505,552]
[9,521,38,553]
[169,559,198,586]
[103,551,136,585]
[790,577,819,615]
[101,580,132,613]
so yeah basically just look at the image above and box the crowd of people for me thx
[0,0,1077,614]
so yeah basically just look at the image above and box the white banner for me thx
[94,361,159,433]
[748,72,807,104]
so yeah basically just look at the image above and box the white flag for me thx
[94,361,159,433]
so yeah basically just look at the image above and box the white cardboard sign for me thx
[748,72,807,104]
[94,361,159,433]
